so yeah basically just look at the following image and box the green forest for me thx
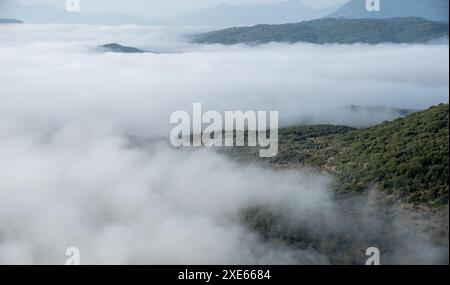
[194,17,449,45]
[229,104,449,207]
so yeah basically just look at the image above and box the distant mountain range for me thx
[3,0,340,26]
[0,0,448,27]
[152,1,342,26]
[194,17,449,45]
[0,0,146,25]
[0,18,22,24]
[328,0,449,22]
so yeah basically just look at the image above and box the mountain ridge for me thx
[327,0,449,22]
[228,103,449,207]
[97,43,147,54]
[194,17,450,45]
[0,0,147,25]
[153,0,342,26]
[0,18,23,24]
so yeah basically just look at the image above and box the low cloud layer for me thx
[0,128,447,264]
[0,129,334,264]
[0,24,448,135]
[0,24,448,264]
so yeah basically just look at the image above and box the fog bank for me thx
[0,24,448,136]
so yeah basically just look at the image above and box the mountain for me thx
[154,1,342,26]
[298,105,417,128]
[194,17,449,44]
[327,0,449,22]
[0,18,22,24]
[0,0,146,25]
[98,43,146,54]
[229,103,449,207]
[225,103,449,264]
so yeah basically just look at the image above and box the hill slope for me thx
[298,105,417,128]
[229,104,449,207]
[194,17,449,45]
[232,104,449,264]
[328,0,449,22]
[98,43,146,54]
[0,18,22,24]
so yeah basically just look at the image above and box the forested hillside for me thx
[230,104,449,207]
[194,17,449,45]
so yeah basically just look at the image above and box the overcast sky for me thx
[16,0,348,18]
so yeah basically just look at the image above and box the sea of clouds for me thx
[0,24,448,264]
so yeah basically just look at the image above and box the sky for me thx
[16,0,348,18]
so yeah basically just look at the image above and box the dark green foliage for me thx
[230,104,449,207]
[98,43,146,54]
[194,17,449,45]
[229,104,449,264]
[241,199,449,264]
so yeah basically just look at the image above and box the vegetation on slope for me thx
[230,104,449,264]
[98,43,146,54]
[194,17,449,45]
[229,104,449,207]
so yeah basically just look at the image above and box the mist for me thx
[0,24,448,264]
[0,24,448,135]
[0,127,447,264]
[0,130,332,264]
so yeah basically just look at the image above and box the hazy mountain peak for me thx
[98,43,146,54]
[153,0,343,26]
[0,18,23,24]
[327,0,449,22]
[217,2,230,7]
[0,0,147,25]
